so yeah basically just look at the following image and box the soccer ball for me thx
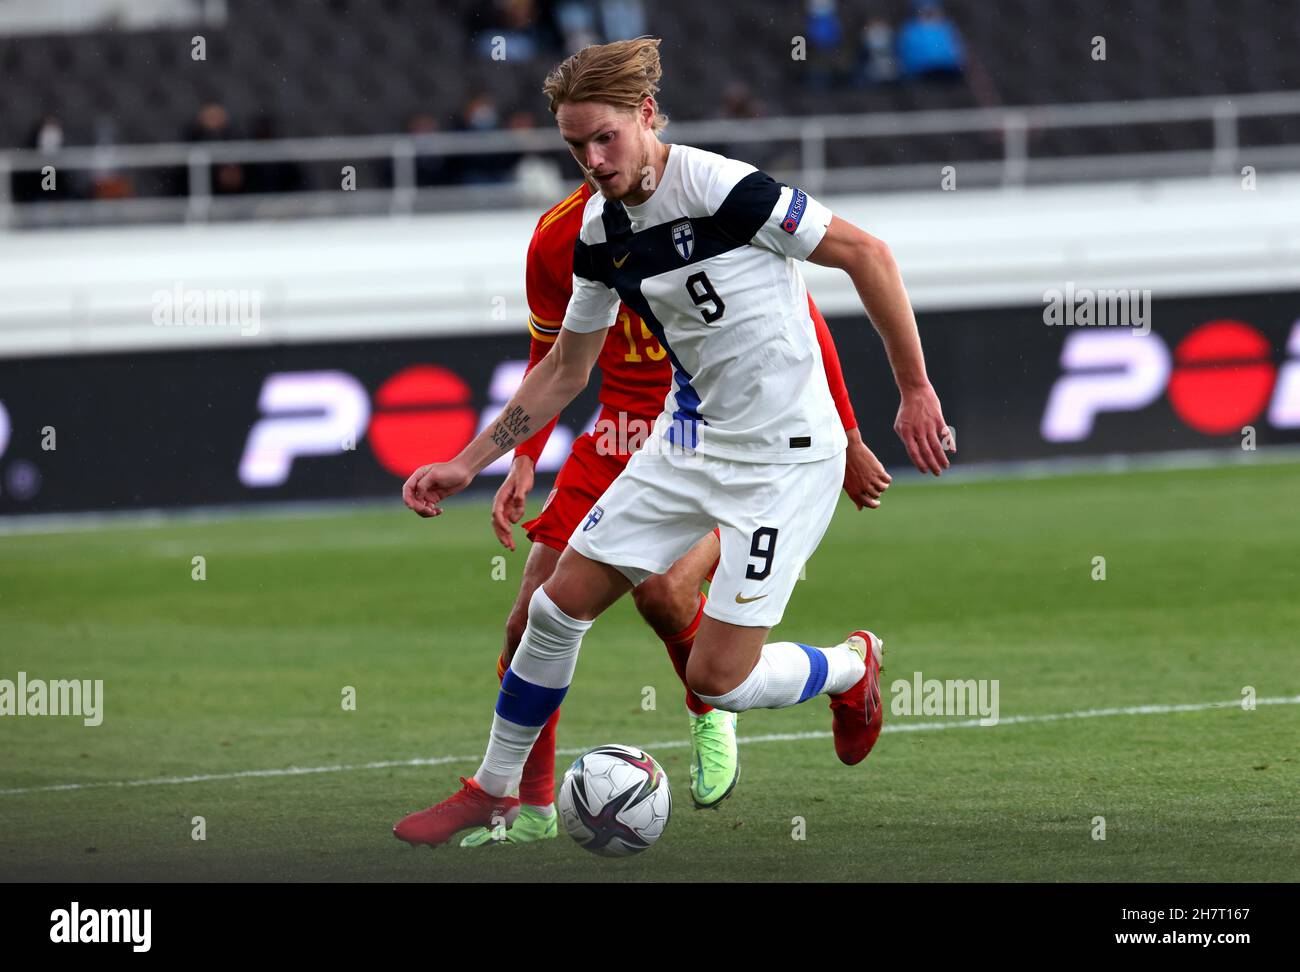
[558,744,672,857]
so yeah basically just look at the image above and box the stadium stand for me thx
[2,0,1298,223]
[4,0,1299,146]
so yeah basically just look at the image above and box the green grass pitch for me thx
[1,461,1297,882]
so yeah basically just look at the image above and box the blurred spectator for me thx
[805,0,842,52]
[245,116,305,195]
[33,115,64,154]
[598,0,645,41]
[506,110,540,132]
[554,0,644,47]
[804,0,846,90]
[717,83,776,170]
[448,93,513,185]
[506,109,542,178]
[13,116,71,202]
[185,102,246,195]
[475,0,560,60]
[186,102,233,142]
[896,0,965,81]
[508,109,565,200]
[89,117,135,200]
[404,113,453,188]
[555,0,601,51]
[856,17,899,86]
[461,94,502,134]
[720,83,765,122]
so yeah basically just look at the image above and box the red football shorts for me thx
[523,431,630,553]
[523,431,721,582]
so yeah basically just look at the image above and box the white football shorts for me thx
[566,442,846,628]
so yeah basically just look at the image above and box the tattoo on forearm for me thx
[491,405,531,451]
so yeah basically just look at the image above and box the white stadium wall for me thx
[1,173,1299,514]
[2,172,1299,357]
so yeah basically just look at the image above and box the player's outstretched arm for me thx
[492,328,560,549]
[807,214,954,476]
[490,457,534,550]
[403,326,606,518]
[809,297,891,508]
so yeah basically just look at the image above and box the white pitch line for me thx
[1,695,1296,798]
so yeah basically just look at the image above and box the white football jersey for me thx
[561,143,847,464]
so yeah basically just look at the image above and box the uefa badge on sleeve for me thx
[781,188,807,234]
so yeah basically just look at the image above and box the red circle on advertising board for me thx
[369,365,477,476]
[1167,320,1275,435]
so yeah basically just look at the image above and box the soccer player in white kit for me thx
[394,38,953,846]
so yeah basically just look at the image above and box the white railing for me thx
[3,90,1300,227]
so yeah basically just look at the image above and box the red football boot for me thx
[828,631,884,765]
[393,777,520,847]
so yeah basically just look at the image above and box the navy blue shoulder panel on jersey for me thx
[592,172,782,295]
[573,235,612,286]
[712,170,782,245]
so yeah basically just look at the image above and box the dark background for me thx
[2,287,1298,515]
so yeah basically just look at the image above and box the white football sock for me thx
[696,640,865,712]
[474,587,591,797]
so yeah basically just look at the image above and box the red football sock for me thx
[519,708,560,807]
[498,656,560,808]
[662,592,713,716]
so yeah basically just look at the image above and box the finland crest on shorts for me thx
[582,505,604,531]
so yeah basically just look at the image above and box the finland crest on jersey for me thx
[671,220,694,260]
[561,143,848,465]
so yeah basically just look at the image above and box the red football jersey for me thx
[514,183,670,464]
[514,183,858,464]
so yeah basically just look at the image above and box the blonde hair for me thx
[542,37,669,133]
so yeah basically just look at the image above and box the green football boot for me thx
[458,803,558,848]
[689,708,740,809]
